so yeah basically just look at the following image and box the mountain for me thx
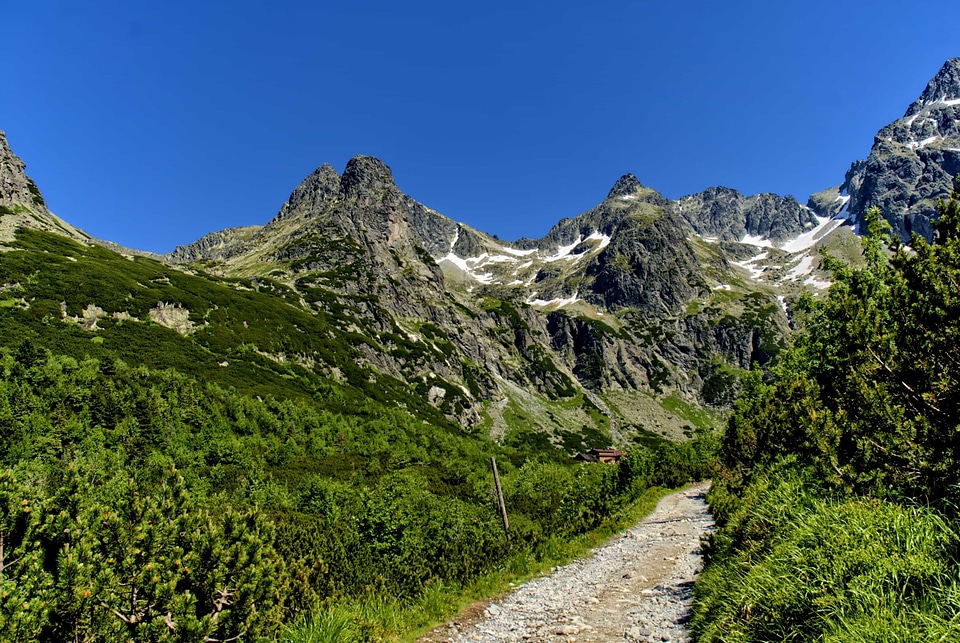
[679,187,820,243]
[0,130,91,246]
[838,57,960,242]
[3,59,958,449]
[165,153,796,442]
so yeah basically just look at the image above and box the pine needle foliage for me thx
[695,182,960,641]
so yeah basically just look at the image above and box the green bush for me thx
[694,475,959,642]
[697,184,960,642]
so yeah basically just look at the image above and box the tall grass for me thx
[280,608,361,643]
[693,474,960,642]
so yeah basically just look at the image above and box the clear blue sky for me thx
[3,1,958,253]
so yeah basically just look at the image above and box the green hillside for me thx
[0,225,715,641]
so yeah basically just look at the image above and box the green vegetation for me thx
[693,185,960,640]
[0,348,714,641]
[0,227,717,641]
[26,178,45,206]
[660,394,719,432]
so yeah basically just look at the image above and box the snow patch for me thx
[907,135,941,149]
[732,251,769,280]
[784,255,815,281]
[712,284,732,291]
[585,231,612,251]
[544,236,584,262]
[498,245,538,257]
[541,231,611,262]
[777,295,788,315]
[780,216,841,253]
[922,96,960,108]
[437,253,496,284]
[527,292,580,307]
[472,254,517,265]
[804,276,832,290]
[740,233,774,248]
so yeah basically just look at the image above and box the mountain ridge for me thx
[2,59,958,446]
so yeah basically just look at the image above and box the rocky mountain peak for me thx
[341,155,396,196]
[904,57,960,117]
[837,58,960,242]
[272,163,340,222]
[679,186,818,243]
[0,131,92,245]
[0,130,44,209]
[606,173,643,199]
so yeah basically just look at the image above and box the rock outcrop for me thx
[841,58,960,242]
[0,131,91,245]
[679,187,820,242]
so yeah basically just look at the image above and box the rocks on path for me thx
[419,482,714,643]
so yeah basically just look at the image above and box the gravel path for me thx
[421,482,713,643]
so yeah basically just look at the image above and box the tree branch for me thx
[867,346,943,413]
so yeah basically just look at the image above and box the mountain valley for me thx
[3,59,960,448]
[3,54,960,643]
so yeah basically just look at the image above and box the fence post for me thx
[491,457,510,542]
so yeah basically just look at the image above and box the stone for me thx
[829,58,960,243]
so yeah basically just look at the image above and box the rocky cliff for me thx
[7,59,959,448]
[840,58,960,242]
[0,131,91,246]
[679,187,819,242]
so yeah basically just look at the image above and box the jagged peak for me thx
[341,155,396,194]
[272,162,341,222]
[0,129,94,245]
[299,162,340,192]
[606,173,643,200]
[904,57,960,117]
[313,162,339,178]
[0,129,44,208]
[688,185,742,200]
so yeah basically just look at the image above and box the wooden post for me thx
[491,457,510,542]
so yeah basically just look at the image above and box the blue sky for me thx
[3,1,959,253]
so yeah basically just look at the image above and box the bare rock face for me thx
[149,302,198,335]
[585,186,703,316]
[272,163,341,222]
[0,131,91,245]
[679,187,819,242]
[841,58,960,242]
[168,226,262,262]
[0,130,42,208]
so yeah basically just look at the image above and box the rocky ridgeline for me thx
[0,131,91,245]
[842,57,960,242]
[4,59,958,442]
[427,484,713,643]
[678,187,819,242]
[162,145,779,438]
[0,130,42,208]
